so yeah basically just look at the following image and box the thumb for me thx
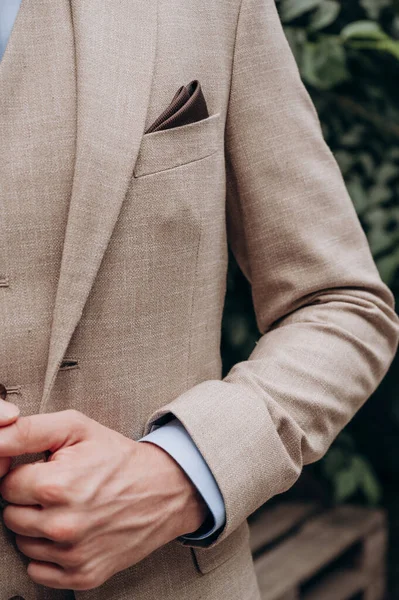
[0,399,20,427]
[0,410,89,457]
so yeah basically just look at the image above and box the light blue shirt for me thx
[0,0,226,543]
[0,0,22,60]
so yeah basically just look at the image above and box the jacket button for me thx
[0,383,7,400]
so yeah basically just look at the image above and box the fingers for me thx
[3,504,45,538]
[27,558,102,591]
[16,535,91,573]
[16,535,62,565]
[20,539,102,591]
[16,535,77,568]
[0,401,20,479]
[0,410,89,457]
[4,503,83,544]
[27,561,73,590]
[27,560,94,591]
[0,461,46,505]
[0,399,20,426]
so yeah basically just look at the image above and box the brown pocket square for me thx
[145,80,209,134]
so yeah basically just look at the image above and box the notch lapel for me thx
[40,0,158,410]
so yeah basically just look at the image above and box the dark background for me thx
[221,0,399,594]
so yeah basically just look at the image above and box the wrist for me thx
[140,441,208,537]
[178,474,208,536]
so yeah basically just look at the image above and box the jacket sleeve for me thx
[144,0,399,545]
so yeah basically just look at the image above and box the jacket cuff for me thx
[143,379,302,547]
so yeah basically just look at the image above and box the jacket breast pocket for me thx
[133,112,222,178]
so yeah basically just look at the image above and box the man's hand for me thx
[0,398,20,479]
[0,410,207,590]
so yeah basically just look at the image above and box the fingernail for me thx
[0,401,20,420]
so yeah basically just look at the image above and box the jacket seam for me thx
[226,0,245,115]
[225,0,253,283]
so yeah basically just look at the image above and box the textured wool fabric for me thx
[0,0,398,598]
[0,0,77,598]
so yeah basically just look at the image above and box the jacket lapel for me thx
[40,0,158,410]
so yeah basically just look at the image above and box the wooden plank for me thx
[254,506,385,600]
[250,503,320,554]
[273,592,300,600]
[259,587,299,600]
[359,528,387,570]
[363,574,386,600]
[303,568,366,600]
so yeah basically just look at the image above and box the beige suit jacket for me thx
[1,0,398,598]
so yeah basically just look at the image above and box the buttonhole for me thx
[59,359,79,371]
[0,276,9,288]
[5,386,22,396]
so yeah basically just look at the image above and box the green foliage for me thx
[279,0,399,289]
[309,1,341,32]
[279,0,323,22]
[342,20,399,58]
[278,0,399,91]
[302,34,349,89]
[274,0,399,291]
[222,0,399,508]
[321,434,382,505]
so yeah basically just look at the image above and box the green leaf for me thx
[347,38,399,60]
[351,456,382,506]
[308,1,341,31]
[375,249,399,287]
[341,21,389,41]
[361,470,382,506]
[368,184,392,206]
[376,162,399,185]
[347,177,369,216]
[340,125,365,147]
[358,152,375,178]
[366,207,395,255]
[334,150,356,176]
[280,0,322,23]
[302,36,349,90]
[334,469,358,503]
[284,27,307,63]
[393,15,399,39]
[360,0,391,20]
[373,39,399,60]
